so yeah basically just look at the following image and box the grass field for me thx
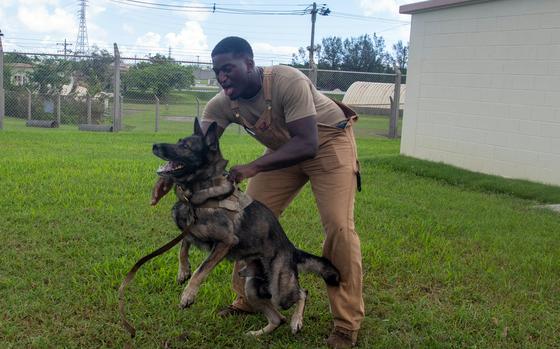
[1,119,559,348]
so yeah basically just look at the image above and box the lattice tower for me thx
[75,0,89,55]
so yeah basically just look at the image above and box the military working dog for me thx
[151,119,340,335]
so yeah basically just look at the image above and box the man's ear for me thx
[205,122,219,151]
[194,117,203,136]
[245,57,255,72]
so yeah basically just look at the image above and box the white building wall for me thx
[401,0,560,186]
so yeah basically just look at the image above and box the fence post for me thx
[389,67,401,139]
[155,95,159,132]
[113,43,121,132]
[0,30,4,130]
[120,95,123,130]
[87,94,92,124]
[196,97,200,118]
[26,87,32,120]
[57,94,61,126]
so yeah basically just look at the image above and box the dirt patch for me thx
[535,204,560,213]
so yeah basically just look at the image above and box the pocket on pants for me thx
[317,144,343,172]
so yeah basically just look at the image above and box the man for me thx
[151,36,364,348]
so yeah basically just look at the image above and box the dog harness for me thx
[175,176,253,212]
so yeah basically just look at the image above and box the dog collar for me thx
[175,176,252,212]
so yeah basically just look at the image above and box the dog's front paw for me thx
[290,314,303,334]
[180,288,197,308]
[177,269,191,284]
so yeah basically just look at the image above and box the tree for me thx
[3,64,12,88]
[291,47,309,67]
[71,46,114,95]
[342,33,389,72]
[123,58,194,97]
[390,40,409,73]
[295,33,392,73]
[30,58,71,94]
[4,52,34,64]
[319,36,344,69]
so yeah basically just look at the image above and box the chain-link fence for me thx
[0,44,405,137]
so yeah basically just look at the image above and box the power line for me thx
[108,0,310,15]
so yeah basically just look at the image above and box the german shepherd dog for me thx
[151,119,340,336]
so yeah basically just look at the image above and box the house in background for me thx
[8,63,33,86]
[400,0,560,186]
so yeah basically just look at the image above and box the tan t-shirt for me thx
[202,65,346,148]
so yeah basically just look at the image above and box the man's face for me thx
[212,52,254,100]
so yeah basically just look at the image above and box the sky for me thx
[0,0,414,65]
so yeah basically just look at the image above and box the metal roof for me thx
[342,82,406,107]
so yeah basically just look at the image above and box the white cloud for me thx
[89,3,107,16]
[0,0,14,8]
[123,24,135,35]
[359,0,410,21]
[359,0,399,15]
[136,32,163,51]
[164,21,208,53]
[18,0,60,6]
[17,5,76,36]
[251,42,299,62]
[182,0,210,22]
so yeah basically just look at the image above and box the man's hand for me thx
[227,164,259,183]
[151,177,173,205]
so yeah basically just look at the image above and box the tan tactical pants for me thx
[230,124,365,331]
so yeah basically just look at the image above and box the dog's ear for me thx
[205,122,219,151]
[194,117,203,136]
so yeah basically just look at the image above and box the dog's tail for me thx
[296,250,340,286]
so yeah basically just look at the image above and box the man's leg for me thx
[222,164,308,314]
[304,127,364,346]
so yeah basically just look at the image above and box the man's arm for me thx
[227,116,318,183]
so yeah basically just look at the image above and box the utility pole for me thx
[309,2,317,71]
[168,46,172,59]
[57,39,73,59]
[307,2,329,86]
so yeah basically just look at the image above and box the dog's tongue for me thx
[157,161,179,174]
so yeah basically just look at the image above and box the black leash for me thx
[118,228,191,338]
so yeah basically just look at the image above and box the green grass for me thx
[1,121,559,348]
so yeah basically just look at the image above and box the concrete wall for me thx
[401,0,560,186]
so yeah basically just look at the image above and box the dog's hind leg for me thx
[290,288,308,334]
[177,238,191,284]
[245,277,286,336]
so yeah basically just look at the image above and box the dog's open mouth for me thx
[157,161,185,175]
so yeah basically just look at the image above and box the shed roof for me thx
[400,0,495,14]
[342,82,406,107]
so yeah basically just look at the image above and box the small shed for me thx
[342,82,407,115]
[400,0,560,186]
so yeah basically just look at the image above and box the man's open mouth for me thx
[223,85,235,97]
[156,161,185,175]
